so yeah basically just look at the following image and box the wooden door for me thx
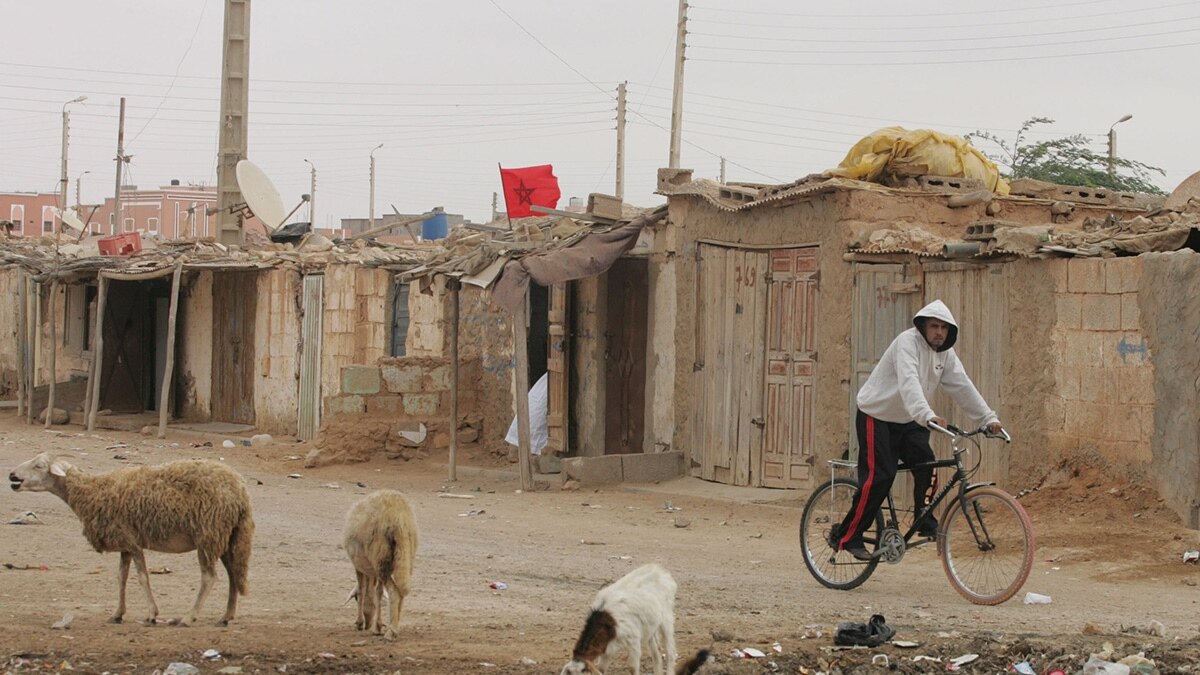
[545,283,569,454]
[761,248,819,488]
[850,263,920,459]
[212,272,257,425]
[693,244,768,485]
[923,263,1008,486]
[297,274,324,441]
[604,259,648,455]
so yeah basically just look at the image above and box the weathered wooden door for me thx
[604,260,648,455]
[850,263,921,459]
[923,262,1008,486]
[212,272,257,425]
[297,274,324,441]
[545,283,569,454]
[762,247,820,488]
[389,281,409,357]
[693,244,768,485]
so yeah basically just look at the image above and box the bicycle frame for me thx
[875,423,1006,554]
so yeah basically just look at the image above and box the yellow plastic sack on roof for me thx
[826,126,1010,195]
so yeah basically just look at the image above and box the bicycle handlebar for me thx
[928,421,1011,444]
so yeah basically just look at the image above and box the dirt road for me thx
[2,411,1197,673]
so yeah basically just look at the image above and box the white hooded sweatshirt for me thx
[856,299,999,428]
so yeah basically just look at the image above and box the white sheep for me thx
[9,452,255,626]
[343,489,418,640]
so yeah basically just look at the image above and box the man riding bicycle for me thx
[831,299,1003,561]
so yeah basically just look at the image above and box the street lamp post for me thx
[369,143,383,231]
[60,95,88,231]
[304,159,317,229]
[1107,114,1133,177]
[75,170,91,212]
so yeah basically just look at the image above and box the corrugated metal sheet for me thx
[297,274,324,441]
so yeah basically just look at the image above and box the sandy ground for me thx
[2,410,1198,674]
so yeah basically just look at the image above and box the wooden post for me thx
[448,278,460,482]
[87,276,109,431]
[512,288,534,491]
[44,278,58,428]
[29,279,41,425]
[157,262,184,438]
[15,269,26,417]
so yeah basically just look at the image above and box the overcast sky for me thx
[3,1,1198,227]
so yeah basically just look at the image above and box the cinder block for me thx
[402,393,440,416]
[1120,293,1141,330]
[342,365,381,395]
[1056,365,1081,401]
[1080,294,1120,331]
[1106,333,1150,368]
[1115,369,1154,406]
[426,364,452,391]
[1048,260,1069,293]
[621,451,685,483]
[534,453,562,474]
[326,395,365,416]
[382,364,424,393]
[1055,295,1082,329]
[1067,259,1105,293]
[1077,367,1104,403]
[562,455,624,486]
[1104,257,1142,294]
[368,395,404,415]
[1063,331,1104,366]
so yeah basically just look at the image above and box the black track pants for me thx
[835,410,934,548]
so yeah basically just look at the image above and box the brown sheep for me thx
[343,489,417,640]
[9,453,254,626]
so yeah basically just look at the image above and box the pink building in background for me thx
[1,181,272,240]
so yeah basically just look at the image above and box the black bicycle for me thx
[799,422,1035,605]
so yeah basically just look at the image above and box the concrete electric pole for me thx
[1107,114,1132,177]
[369,143,383,230]
[616,82,627,200]
[668,0,688,169]
[60,96,87,231]
[216,0,251,246]
[304,158,316,228]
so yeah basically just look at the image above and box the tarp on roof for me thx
[491,205,667,313]
[825,127,1010,195]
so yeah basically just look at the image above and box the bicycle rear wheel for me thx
[799,477,882,591]
[941,486,1035,605]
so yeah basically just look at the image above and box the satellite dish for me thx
[236,159,287,229]
[50,207,86,233]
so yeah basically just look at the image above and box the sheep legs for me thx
[175,556,219,627]
[382,575,408,641]
[218,552,240,626]
[111,550,161,625]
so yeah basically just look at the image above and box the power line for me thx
[690,0,1125,19]
[691,15,1200,45]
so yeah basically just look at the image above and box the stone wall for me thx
[1045,257,1155,465]
[307,356,483,466]
[252,268,301,435]
[320,264,391,399]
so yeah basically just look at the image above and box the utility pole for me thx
[668,0,688,168]
[719,157,726,184]
[491,192,499,222]
[304,158,316,227]
[1107,114,1132,177]
[616,81,627,200]
[216,0,251,247]
[369,143,383,231]
[60,96,87,233]
[75,171,90,212]
[112,98,127,235]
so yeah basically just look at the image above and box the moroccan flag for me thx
[499,164,561,218]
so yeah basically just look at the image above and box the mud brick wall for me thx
[311,356,483,464]
[1046,257,1155,465]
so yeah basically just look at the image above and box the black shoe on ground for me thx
[826,524,844,551]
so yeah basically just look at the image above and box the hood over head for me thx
[913,299,958,352]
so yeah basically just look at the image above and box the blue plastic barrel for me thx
[422,211,449,240]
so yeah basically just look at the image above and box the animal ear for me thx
[49,460,71,477]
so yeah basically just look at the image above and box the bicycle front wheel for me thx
[941,486,1035,605]
[799,477,882,591]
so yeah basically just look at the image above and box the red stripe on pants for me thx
[840,416,876,548]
